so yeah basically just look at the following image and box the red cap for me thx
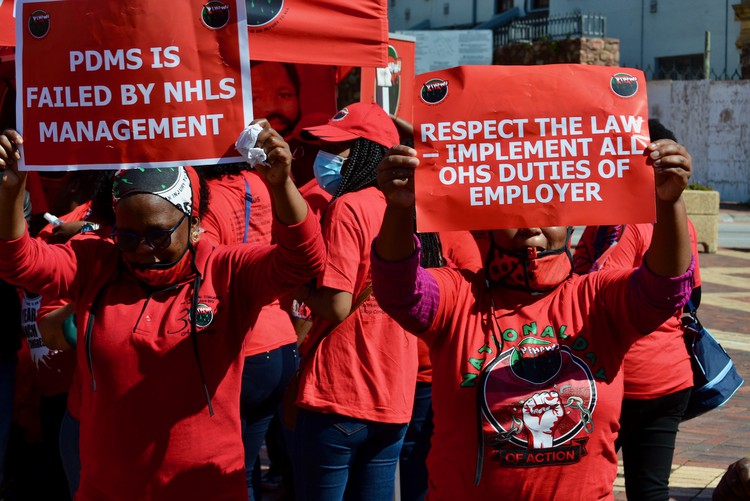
[302,103,399,149]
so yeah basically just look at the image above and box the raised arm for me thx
[644,140,692,276]
[0,130,27,241]
[374,144,420,261]
[252,118,309,226]
[371,145,440,334]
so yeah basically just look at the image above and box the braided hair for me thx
[331,138,387,201]
[418,231,446,269]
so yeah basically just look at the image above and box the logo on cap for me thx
[331,108,349,122]
[610,73,639,98]
[201,1,231,29]
[247,0,284,27]
[420,78,449,105]
[28,10,50,39]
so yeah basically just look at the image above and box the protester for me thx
[573,119,702,501]
[370,134,694,499]
[30,174,116,499]
[198,164,299,500]
[0,121,325,500]
[286,103,418,499]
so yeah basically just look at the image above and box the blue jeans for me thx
[291,409,408,501]
[240,342,298,500]
[0,358,15,486]
[399,383,433,501]
[59,410,80,499]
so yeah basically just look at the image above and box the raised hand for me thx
[646,139,692,203]
[376,144,419,209]
[252,118,292,188]
[0,129,26,190]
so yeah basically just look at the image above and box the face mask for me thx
[484,229,573,293]
[313,151,346,195]
[125,243,194,289]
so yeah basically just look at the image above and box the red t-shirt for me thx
[297,187,418,424]
[420,265,686,500]
[298,178,332,220]
[0,213,324,501]
[573,222,701,399]
[202,172,296,356]
[440,231,483,272]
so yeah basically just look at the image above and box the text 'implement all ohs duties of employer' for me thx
[420,115,646,206]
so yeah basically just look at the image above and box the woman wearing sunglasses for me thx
[0,121,325,501]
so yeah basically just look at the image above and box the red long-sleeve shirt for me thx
[0,210,324,500]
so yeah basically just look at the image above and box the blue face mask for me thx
[313,151,346,195]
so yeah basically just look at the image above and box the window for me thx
[405,8,410,21]
[444,3,449,15]
[390,0,395,6]
[650,0,658,13]
[496,0,513,13]
[656,54,705,80]
[526,0,548,18]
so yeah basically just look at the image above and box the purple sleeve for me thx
[370,235,440,333]
[627,254,695,333]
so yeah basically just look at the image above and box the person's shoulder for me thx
[327,187,385,221]
[430,265,485,294]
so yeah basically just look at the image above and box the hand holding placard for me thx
[376,145,419,210]
[647,140,692,203]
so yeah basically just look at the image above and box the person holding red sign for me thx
[369,138,695,499]
[0,122,325,501]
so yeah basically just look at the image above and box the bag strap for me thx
[298,283,373,370]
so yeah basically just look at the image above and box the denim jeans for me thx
[59,409,80,499]
[240,342,298,500]
[291,409,408,501]
[399,382,433,501]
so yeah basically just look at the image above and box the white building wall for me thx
[550,0,741,76]
[648,80,750,202]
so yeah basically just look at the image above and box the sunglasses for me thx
[110,213,188,252]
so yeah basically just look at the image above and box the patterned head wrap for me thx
[112,166,201,216]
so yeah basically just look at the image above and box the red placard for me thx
[413,65,654,232]
[247,0,388,68]
[360,35,415,123]
[16,0,252,171]
[0,1,14,46]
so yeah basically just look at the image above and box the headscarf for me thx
[112,166,201,217]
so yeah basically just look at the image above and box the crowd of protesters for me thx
[0,86,748,501]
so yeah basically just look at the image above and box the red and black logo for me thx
[195,303,215,329]
[28,10,50,39]
[420,78,449,105]
[201,1,231,29]
[610,73,639,98]
[247,0,284,28]
[331,108,349,122]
